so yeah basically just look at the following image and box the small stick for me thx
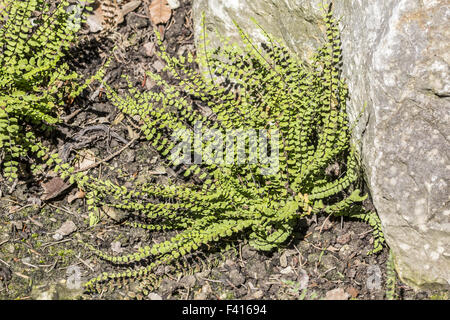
[0,258,11,268]
[73,137,139,173]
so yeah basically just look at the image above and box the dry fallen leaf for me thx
[347,287,359,299]
[86,6,104,33]
[143,41,156,56]
[75,150,97,171]
[127,125,140,140]
[149,0,172,25]
[41,177,71,201]
[112,113,125,125]
[67,189,86,204]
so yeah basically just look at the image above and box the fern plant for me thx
[385,250,397,300]
[0,0,92,182]
[52,3,384,294]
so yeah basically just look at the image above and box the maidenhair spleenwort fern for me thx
[0,0,93,182]
[386,250,397,300]
[53,3,385,294]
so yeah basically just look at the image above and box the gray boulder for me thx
[192,0,449,289]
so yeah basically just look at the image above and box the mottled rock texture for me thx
[192,0,449,289]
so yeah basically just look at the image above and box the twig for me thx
[73,137,139,173]
[45,259,59,273]
[47,204,77,216]
[41,238,72,249]
[62,109,83,123]
[0,258,11,268]
[319,213,332,234]
[14,272,29,280]
[76,254,95,272]
[21,260,39,269]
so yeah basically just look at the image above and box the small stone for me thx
[225,259,235,267]
[320,254,336,270]
[53,220,77,240]
[347,287,359,299]
[228,269,245,287]
[202,282,212,294]
[148,293,162,300]
[152,60,165,72]
[6,243,15,254]
[167,0,180,9]
[246,260,267,279]
[252,290,264,299]
[339,244,353,259]
[110,241,123,254]
[143,42,155,56]
[180,275,196,288]
[126,12,148,29]
[325,288,350,300]
[279,266,294,275]
[86,12,103,33]
[241,245,257,259]
[279,252,288,268]
[337,233,351,245]
[194,292,208,300]
[297,268,309,290]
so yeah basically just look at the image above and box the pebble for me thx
[336,233,351,245]
[297,268,309,290]
[152,60,166,73]
[126,13,148,29]
[194,292,208,300]
[180,275,196,288]
[339,244,353,259]
[148,293,163,300]
[241,245,257,259]
[252,290,264,299]
[143,42,155,56]
[167,0,180,9]
[228,269,245,287]
[279,266,294,275]
[279,252,288,268]
[86,12,103,33]
[110,241,124,254]
[325,288,350,300]
[53,220,77,240]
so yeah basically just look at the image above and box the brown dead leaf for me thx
[67,189,86,204]
[149,0,172,25]
[86,5,105,33]
[347,286,359,299]
[143,41,156,56]
[127,126,140,140]
[75,150,96,171]
[112,113,125,125]
[41,177,71,201]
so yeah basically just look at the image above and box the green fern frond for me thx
[0,0,93,182]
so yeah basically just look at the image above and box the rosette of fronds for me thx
[55,3,384,293]
[0,0,92,181]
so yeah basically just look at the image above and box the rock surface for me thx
[192,0,449,289]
